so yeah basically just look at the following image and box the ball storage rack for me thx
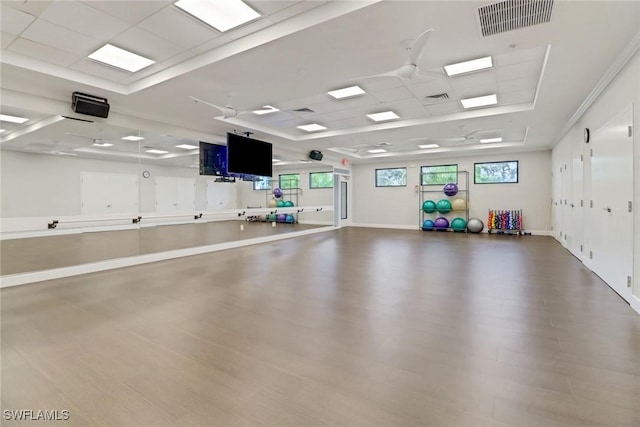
[419,171,469,233]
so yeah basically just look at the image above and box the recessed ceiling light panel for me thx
[328,85,366,99]
[366,111,399,122]
[174,0,260,32]
[479,137,503,143]
[146,149,169,154]
[88,44,154,72]
[418,144,439,149]
[122,135,145,141]
[176,144,198,149]
[444,56,493,76]
[297,124,327,132]
[0,114,29,124]
[460,94,497,109]
[272,158,281,162]
[93,142,113,147]
[367,149,387,153]
[252,105,279,115]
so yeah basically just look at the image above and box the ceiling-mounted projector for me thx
[72,92,110,118]
[309,150,323,161]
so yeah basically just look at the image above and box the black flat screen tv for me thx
[199,142,227,176]
[226,133,272,178]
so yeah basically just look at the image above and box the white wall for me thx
[552,47,640,308]
[352,150,552,232]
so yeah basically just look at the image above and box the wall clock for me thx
[142,170,150,178]
[584,128,590,143]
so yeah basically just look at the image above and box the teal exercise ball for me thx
[421,219,435,231]
[267,214,277,222]
[276,200,285,208]
[284,200,294,207]
[422,200,437,213]
[451,217,467,232]
[436,199,452,214]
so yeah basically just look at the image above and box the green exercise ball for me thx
[284,200,294,207]
[422,200,437,213]
[451,217,467,232]
[436,199,452,214]
[267,214,277,222]
[276,200,285,208]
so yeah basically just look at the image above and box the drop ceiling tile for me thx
[189,34,232,55]
[499,89,536,105]
[138,6,220,49]
[1,0,53,17]
[247,1,297,16]
[494,45,547,67]
[118,63,168,84]
[425,102,463,115]
[496,60,542,81]
[448,70,497,90]
[358,77,404,92]
[322,119,353,130]
[403,78,452,98]
[71,58,132,82]
[249,111,299,125]
[40,1,130,40]
[112,27,183,62]
[455,86,499,100]
[82,1,171,24]
[1,32,17,49]
[267,1,326,23]
[21,19,100,55]
[8,37,82,67]
[1,5,36,35]
[161,50,198,67]
[226,18,274,41]
[325,94,379,109]
[498,75,539,93]
[370,86,415,103]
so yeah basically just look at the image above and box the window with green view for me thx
[421,164,458,185]
[309,172,333,189]
[253,176,271,190]
[375,168,407,187]
[279,174,300,189]
[474,161,519,184]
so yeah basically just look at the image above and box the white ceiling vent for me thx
[424,93,449,104]
[477,0,553,37]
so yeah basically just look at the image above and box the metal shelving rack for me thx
[263,187,300,224]
[419,171,469,232]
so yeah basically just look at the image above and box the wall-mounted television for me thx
[199,141,227,176]
[226,133,272,178]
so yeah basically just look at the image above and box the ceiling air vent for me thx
[293,107,315,113]
[424,93,449,104]
[477,0,553,37]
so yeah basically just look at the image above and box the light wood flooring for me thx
[1,228,639,426]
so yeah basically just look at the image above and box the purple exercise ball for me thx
[443,182,458,197]
[434,217,450,230]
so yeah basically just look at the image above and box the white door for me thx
[570,148,584,259]
[552,162,562,241]
[81,172,138,216]
[155,176,178,213]
[591,107,633,302]
[176,177,196,212]
[561,160,573,249]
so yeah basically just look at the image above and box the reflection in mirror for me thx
[1,109,334,277]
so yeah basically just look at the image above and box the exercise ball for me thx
[422,200,437,213]
[273,188,283,198]
[443,182,458,196]
[284,200,294,208]
[451,217,467,232]
[452,197,467,211]
[276,200,285,208]
[268,214,277,222]
[434,217,449,230]
[277,214,286,222]
[421,219,435,231]
[436,199,452,214]
[467,218,484,233]
[268,199,277,208]
[285,214,295,223]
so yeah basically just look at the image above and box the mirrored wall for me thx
[0,109,334,278]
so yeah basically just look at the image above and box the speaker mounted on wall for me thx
[72,92,110,118]
[309,150,323,161]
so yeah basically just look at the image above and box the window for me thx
[279,173,300,189]
[474,161,519,184]
[309,171,333,189]
[252,176,271,190]
[421,164,458,185]
[375,168,407,187]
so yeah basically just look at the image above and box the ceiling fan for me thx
[357,29,446,81]
[188,96,248,119]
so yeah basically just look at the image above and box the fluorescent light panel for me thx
[0,129,5,133]
[88,44,154,72]
[444,56,493,76]
[176,144,198,149]
[460,94,497,109]
[252,105,279,115]
[367,111,399,122]
[367,149,387,153]
[0,114,29,124]
[93,142,113,147]
[174,0,260,32]
[479,137,503,143]
[146,149,169,154]
[122,135,144,141]
[272,158,281,162]
[418,144,439,149]
[297,124,327,132]
[328,85,366,99]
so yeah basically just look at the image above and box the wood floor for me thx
[1,228,639,426]
[0,221,325,275]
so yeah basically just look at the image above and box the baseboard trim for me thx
[350,223,419,230]
[0,226,335,288]
[631,295,640,316]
